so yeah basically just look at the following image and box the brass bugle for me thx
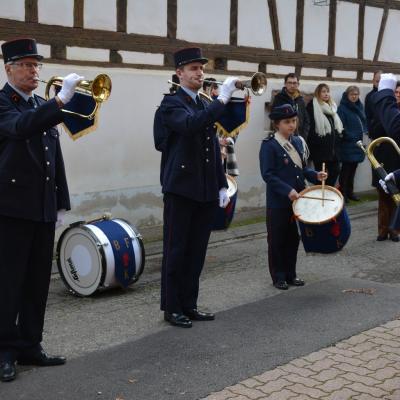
[36,74,112,120]
[202,72,267,96]
[167,80,212,102]
[357,137,400,205]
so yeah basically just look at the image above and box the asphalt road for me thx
[2,201,400,399]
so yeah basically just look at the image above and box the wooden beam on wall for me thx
[167,0,177,39]
[295,0,304,53]
[373,0,389,62]
[267,0,281,51]
[230,0,238,46]
[117,0,127,33]
[73,0,84,29]
[25,0,38,23]
[357,0,366,80]
[327,0,337,78]
[343,0,400,10]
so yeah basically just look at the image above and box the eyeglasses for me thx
[286,81,299,85]
[11,62,43,71]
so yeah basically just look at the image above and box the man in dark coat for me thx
[0,38,83,382]
[366,71,400,241]
[271,73,310,140]
[154,47,236,328]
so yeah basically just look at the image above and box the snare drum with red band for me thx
[56,216,145,296]
[293,185,351,254]
[213,175,238,230]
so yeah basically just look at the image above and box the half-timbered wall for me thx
[0,0,398,227]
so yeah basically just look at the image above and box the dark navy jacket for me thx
[259,134,318,208]
[337,92,367,163]
[154,88,228,202]
[0,83,70,222]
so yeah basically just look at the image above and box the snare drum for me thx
[213,175,238,230]
[56,217,145,296]
[292,185,351,253]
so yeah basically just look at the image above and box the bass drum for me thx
[213,175,238,230]
[56,217,145,296]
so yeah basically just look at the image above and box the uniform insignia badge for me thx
[11,93,20,103]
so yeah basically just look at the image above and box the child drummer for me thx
[259,104,327,290]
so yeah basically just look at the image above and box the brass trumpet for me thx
[37,74,112,120]
[357,137,400,205]
[203,72,267,96]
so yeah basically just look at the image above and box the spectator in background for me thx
[307,83,344,187]
[337,86,368,203]
[271,73,310,140]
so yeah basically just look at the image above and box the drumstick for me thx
[300,195,334,202]
[321,162,326,207]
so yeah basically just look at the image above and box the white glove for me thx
[57,73,84,104]
[378,73,397,92]
[56,209,66,229]
[379,172,395,194]
[219,188,230,208]
[217,77,239,104]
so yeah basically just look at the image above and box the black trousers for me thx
[339,162,359,196]
[377,187,399,237]
[161,193,217,314]
[266,208,299,284]
[314,160,340,187]
[0,216,55,362]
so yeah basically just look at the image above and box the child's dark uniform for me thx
[259,133,319,284]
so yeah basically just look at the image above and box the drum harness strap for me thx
[273,132,303,169]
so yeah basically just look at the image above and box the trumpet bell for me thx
[241,72,267,96]
[44,73,112,120]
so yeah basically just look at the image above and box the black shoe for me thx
[0,361,16,382]
[287,278,305,286]
[347,194,360,201]
[184,309,215,321]
[273,281,288,290]
[390,234,400,242]
[377,235,388,241]
[164,312,192,328]
[18,349,66,366]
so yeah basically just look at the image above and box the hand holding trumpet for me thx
[217,77,239,104]
[56,73,85,105]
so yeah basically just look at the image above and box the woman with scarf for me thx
[337,86,368,203]
[307,83,344,187]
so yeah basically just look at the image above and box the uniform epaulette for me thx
[263,131,275,141]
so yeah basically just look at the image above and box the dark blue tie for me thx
[28,97,37,108]
[196,95,204,110]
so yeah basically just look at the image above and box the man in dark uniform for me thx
[154,47,238,328]
[0,38,83,382]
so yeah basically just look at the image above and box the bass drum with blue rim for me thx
[56,215,145,296]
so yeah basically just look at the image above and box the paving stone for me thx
[289,383,327,398]
[358,349,386,362]
[240,378,262,389]
[346,382,389,398]
[349,341,377,353]
[328,353,364,366]
[279,364,315,377]
[255,369,286,383]
[377,376,400,392]
[303,350,331,363]
[341,372,380,386]
[324,346,359,358]
[311,368,344,382]
[384,320,400,329]
[370,365,399,380]
[315,377,351,392]
[263,389,297,400]
[352,394,382,400]
[284,374,321,388]
[342,334,370,346]
[385,389,400,400]
[258,378,293,394]
[288,358,311,368]
[320,388,360,400]
[306,358,339,372]
[333,362,373,376]
[363,357,394,372]
[229,385,267,399]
